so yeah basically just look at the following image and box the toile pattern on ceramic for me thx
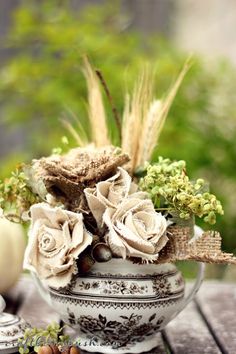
[1,58,235,353]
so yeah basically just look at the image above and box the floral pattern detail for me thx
[51,292,182,309]
[67,309,165,349]
[152,277,173,298]
[76,280,148,295]
[79,269,178,278]
[0,322,29,337]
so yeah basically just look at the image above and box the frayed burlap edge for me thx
[157,226,236,265]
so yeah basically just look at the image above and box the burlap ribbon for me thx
[157,225,236,265]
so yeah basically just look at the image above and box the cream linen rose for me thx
[85,167,146,227]
[103,198,168,262]
[24,203,92,289]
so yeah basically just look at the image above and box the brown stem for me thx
[95,69,122,143]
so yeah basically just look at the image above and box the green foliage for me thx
[0,167,41,222]
[139,157,224,224]
[18,322,72,353]
[0,0,236,252]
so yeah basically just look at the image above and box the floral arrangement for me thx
[0,58,235,290]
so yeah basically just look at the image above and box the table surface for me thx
[4,276,236,354]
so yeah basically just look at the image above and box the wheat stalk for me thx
[136,99,163,167]
[95,69,122,142]
[61,107,89,147]
[62,57,190,167]
[123,57,192,172]
[155,57,192,138]
[121,68,153,172]
[83,57,111,147]
[61,118,88,147]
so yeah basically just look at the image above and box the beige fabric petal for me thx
[84,187,106,227]
[106,228,127,259]
[129,191,149,200]
[134,211,155,233]
[38,226,63,257]
[154,234,169,252]
[113,198,146,220]
[104,209,127,258]
[120,240,162,262]
[45,266,74,289]
[85,167,141,229]
[97,181,116,207]
[116,221,156,254]
[49,256,74,275]
[129,181,139,194]
[62,221,73,247]
[71,216,84,249]
[38,245,68,274]
[24,219,43,272]
[71,230,93,259]
[124,212,143,236]
[31,203,64,229]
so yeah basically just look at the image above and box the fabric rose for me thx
[24,203,92,288]
[103,198,168,261]
[84,167,147,227]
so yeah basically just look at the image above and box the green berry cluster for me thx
[139,157,224,225]
[0,167,41,222]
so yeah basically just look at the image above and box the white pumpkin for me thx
[0,218,26,294]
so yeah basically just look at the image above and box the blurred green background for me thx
[0,0,236,279]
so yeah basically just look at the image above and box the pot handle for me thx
[178,262,205,313]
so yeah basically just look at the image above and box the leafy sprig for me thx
[18,322,73,354]
[139,157,224,224]
[0,167,41,222]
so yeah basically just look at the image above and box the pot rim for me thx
[89,258,177,275]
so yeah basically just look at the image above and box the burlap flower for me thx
[84,167,146,227]
[24,203,92,288]
[103,198,168,261]
[25,146,129,212]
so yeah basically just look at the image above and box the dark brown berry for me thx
[92,243,112,262]
[78,253,95,274]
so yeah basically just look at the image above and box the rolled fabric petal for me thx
[85,167,147,228]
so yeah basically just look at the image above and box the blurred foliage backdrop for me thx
[1,0,236,258]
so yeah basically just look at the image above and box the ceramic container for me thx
[0,296,30,354]
[33,259,205,354]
